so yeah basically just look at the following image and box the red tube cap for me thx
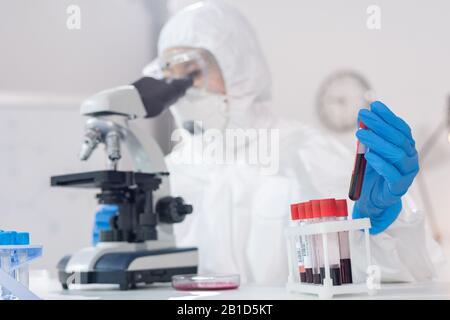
[290,204,299,220]
[336,199,348,217]
[311,200,321,218]
[298,203,306,220]
[320,198,337,217]
[304,201,312,219]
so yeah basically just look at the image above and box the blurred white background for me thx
[1,0,449,270]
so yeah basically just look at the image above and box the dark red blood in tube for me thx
[349,122,367,201]
[313,273,322,285]
[300,272,307,283]
[340,258,353,284]
[305,269,313,283]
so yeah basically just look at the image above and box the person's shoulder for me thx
[274,117,334,148]
[273,117,352,166]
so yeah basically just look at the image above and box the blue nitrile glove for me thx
[353,101,419,234]
[92,205,118,245]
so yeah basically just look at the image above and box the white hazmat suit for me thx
[158,1,439,285]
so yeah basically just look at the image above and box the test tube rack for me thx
[285,217,376,299]
[0,244,43,300]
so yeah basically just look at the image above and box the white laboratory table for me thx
[29,272,450,300]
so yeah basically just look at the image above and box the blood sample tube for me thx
[311,200,323,285]
[290,204,305,282]
[336,199,353,284]
[320,199,341,286]
[349,122,368,201]
[297,203,308,283]
[303,202,314,283]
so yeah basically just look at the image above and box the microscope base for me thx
[57,247,198,290]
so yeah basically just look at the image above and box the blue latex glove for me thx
[353,101,419,234]
[92,205,118,245]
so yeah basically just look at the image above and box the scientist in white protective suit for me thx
[94,0,441,285]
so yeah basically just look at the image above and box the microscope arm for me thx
[80,77,193,119]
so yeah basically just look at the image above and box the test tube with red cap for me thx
[349,122,368,201]
[290,203,306,282]
[336,199,353,284]
[310,200,323,284]
[320,199,342,286]
[303,201,315,283]
[297,203,310,283]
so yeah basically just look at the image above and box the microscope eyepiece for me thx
[132,76,194,118]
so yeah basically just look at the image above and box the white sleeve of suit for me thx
[351,201,437,283]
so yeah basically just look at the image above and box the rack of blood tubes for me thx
[285,199,375,299]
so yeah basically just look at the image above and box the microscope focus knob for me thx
[156,196,193,224]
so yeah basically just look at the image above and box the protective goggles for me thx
[142,49,209,89]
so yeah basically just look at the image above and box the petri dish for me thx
[172,274,240,291]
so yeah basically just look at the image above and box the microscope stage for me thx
[51,170,167,189]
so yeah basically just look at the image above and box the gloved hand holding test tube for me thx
[351,101,420,234]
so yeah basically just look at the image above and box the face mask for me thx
[170,88,229,135]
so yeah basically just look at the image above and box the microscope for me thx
[51,76,198,290]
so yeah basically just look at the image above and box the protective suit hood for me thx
[158,0,272,129]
